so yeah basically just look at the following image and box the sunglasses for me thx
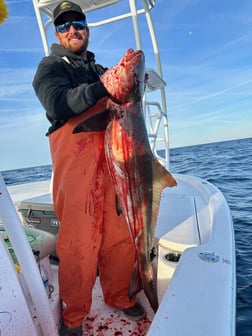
[55,20,87,33]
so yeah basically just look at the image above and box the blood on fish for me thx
[73,49,177,312]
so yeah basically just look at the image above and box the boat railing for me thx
[0,174,59,336]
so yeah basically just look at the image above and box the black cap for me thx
[53,1,86,25]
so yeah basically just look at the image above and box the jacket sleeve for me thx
[32,56,109,121]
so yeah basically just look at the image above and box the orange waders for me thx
[48,99,136,328]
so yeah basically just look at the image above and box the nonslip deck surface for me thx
[82,278,154,336]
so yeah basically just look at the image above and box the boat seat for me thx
[0,225,56,263]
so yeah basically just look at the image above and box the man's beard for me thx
[74,41,88,55]
[67,34,89,55]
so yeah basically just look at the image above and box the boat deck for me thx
[82,277,154,335]
[3,173,236,336]
[7,180,155,335]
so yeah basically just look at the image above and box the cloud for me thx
[0,68,36,98]
[0,48,43,54]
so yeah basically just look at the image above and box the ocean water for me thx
[1,137,252,335]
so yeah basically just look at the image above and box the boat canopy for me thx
[32,0,170,167]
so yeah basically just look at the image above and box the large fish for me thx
[73,49,177,312]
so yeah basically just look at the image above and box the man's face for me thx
[55,13,89,54]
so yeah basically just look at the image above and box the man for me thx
[33,1,145,336]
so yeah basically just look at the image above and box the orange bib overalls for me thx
[48,98,136,328]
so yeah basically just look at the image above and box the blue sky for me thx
[0,0,252,171]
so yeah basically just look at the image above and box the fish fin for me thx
[128,261,143,299]
[150,159,177,253]
[151,159,177,224]
[73,109,110,133]
[152,159,177,189]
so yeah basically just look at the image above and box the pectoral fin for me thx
[73,109,110,133]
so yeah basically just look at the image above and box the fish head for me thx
[118,48,146,102]
[101,49,146,104]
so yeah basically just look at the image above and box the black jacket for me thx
[33,43,108,134]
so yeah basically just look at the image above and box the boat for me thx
[0,1,236,335]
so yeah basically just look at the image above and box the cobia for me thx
[73,49,177,312]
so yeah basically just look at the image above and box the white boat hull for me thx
[0,172,236,335]
[149,174,236,336]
